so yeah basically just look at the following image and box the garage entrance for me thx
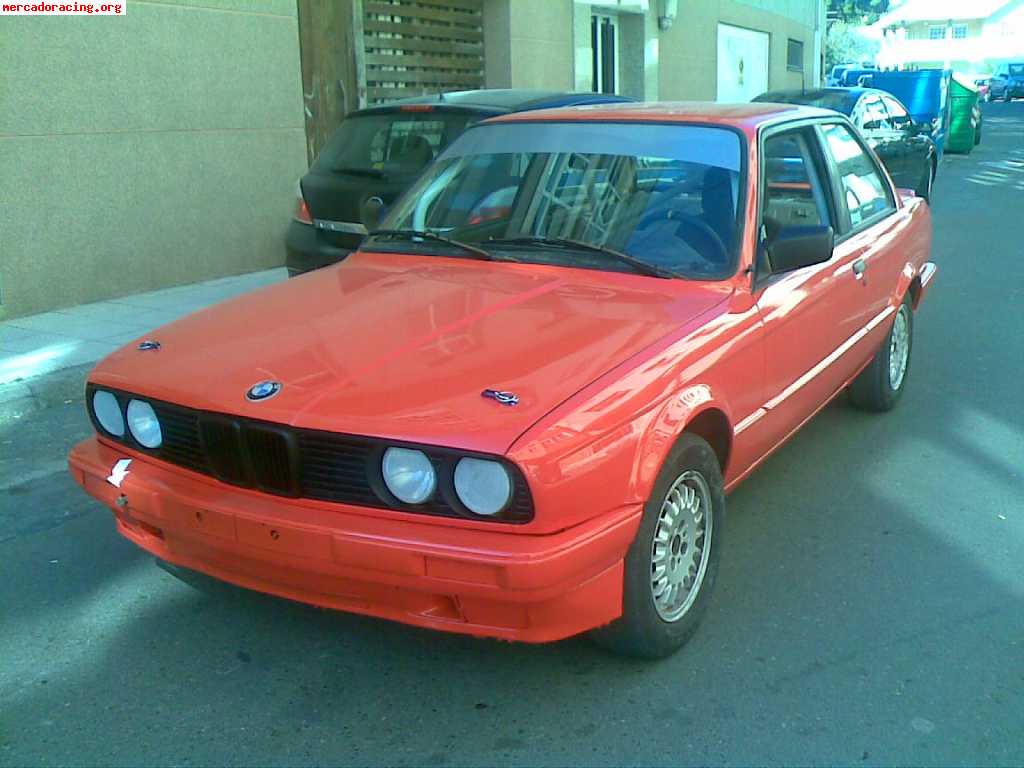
[716,23,769,102]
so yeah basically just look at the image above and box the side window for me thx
[819,123,894,231]
[762,130,831,233]
[882,96,911,129]
[860,97,891,131]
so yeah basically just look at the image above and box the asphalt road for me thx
[2,102,1022,768]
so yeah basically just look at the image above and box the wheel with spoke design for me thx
[590,433,724,659]
[650,471,713,622]
[849,293,914,412]
[888,305,911,391]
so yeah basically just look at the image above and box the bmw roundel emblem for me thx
[246,380,282,402]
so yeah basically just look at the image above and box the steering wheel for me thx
[635,208,730,268]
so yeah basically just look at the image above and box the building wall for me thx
[484,0,574,90]
[873,1,1024,71]
[659,0,821,100]
[570,3,659,99]
[0,0,307,319]
[484,0,821,101]
[903,19,984,40]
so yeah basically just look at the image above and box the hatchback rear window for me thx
[312,111,477,178]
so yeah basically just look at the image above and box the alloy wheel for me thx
[650,470,714,622]
[889,305,911,391]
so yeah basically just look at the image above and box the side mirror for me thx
[766,225,834,274]
[361,196,385,232]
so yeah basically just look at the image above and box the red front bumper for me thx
[68,437,641,643]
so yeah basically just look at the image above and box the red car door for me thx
[749,123,883,455]
[816,121,904,357]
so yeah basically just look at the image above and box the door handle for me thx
[852,258,867,278]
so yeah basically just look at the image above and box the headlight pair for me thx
[91,389,162,448]
[381,447,512,517]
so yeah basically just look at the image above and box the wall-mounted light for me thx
[658,0,678,31]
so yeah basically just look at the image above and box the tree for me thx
[827,0,890,24]
[826,21,880,71]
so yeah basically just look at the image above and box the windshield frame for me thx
[366,118,750,282]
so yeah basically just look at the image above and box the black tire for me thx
[849,294,914,412]
[589,433,724,659]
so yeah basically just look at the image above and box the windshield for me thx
[1010,64,1024,77]
[312,110,476,178]
[371,122,744,279]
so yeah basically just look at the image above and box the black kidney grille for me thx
[90,386,533,523]
[198,418,248,486]
[246,425,297,496]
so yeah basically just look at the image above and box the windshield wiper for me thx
[487,236,678,279]
[366,229,494,261]
[333,166,388,180]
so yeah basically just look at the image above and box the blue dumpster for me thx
[864,69,953,159]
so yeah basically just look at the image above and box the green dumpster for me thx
[947,73,981,154]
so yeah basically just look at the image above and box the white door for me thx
[716,23,770,102]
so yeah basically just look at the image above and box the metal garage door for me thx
[716,23,769,102]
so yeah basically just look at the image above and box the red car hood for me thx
[91,252,731,454]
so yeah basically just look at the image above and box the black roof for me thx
[752,87,892,116]
[353,89,633,116]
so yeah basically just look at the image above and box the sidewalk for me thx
[0,268,287,390]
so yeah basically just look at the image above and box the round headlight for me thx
[454,458,511,516]
[382,447,436,504]
[92,390,124,436]
[126,399,162,448]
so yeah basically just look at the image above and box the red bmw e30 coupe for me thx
[69,102,935,658]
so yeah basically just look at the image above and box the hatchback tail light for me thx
[293,183,313,225]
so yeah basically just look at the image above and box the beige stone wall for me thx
[0,0,306,319]
[484,0,574,90]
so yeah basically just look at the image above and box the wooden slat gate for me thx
[359,0,485,105]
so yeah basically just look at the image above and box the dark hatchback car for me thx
[990,62,1024,101]
[754,87,938,200]
[286,89,633,276]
